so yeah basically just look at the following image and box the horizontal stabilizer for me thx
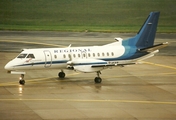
[139,42,169,52]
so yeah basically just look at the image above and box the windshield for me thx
[17,54,27,58]
[26,54,35,58]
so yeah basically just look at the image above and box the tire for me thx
[94,77,102,83]
[19,79,25,85]
[58,72,65,78]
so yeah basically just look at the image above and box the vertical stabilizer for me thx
[128,12,160,49]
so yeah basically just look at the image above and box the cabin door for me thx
[43,50,52,67]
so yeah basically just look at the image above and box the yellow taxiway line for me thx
[0,98,176,105]
[143,61,176,70]
[1,61,176,86]
[0,73,80,86]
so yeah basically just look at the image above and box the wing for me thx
[67,58,136,73]
[91,63,136,68]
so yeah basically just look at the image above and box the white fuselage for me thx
[5,41,126,72]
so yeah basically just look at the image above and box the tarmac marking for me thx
[143,61,176,70]
[0,40,66,47]
[0,98,176,105]
[0,73,80,86]
[1,61,175,86]
[25,73,80,84]
[103,72,176,79]
[1,71,175,86]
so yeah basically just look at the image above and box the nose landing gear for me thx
[19,74,25,85]
[58,70,65,79]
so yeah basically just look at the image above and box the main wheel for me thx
[19,79,25,85]
[94,77,102,83]
[58,72,65,78]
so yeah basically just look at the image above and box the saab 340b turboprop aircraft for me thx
[4,12,168,85]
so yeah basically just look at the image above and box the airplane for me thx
[4,11,168,85]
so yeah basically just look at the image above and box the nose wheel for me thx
[19,74,25,85]
[58,70,65,79]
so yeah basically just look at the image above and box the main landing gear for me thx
[19,74,25,85]
[58,70,65,79]
[94,71,102,83]
[58,70,102,83]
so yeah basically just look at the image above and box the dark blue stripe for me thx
[73,62,107,66]
[15,60,68,67]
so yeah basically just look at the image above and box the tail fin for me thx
[128,12,160,49]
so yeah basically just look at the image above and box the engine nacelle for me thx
[74,65,104,73]
[67,59,107,73]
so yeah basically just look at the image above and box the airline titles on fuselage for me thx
[54,48,91,53]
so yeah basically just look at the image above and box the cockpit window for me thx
[17,54,27,58]
[26,54,35,58]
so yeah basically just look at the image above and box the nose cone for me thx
[4,61,14,70]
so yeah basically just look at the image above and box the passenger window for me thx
[68,54,71,59]
[102,53,105,56]
[97,53,100,57]
[88,53,91,57]
[111,52,114,56]
[93,53,95,57]
[17,54,27,58]
[78,54,80,58]
[54,55,57,59]
[26,54,35,58]
[63,54,66,58]
[107,53,109,56]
